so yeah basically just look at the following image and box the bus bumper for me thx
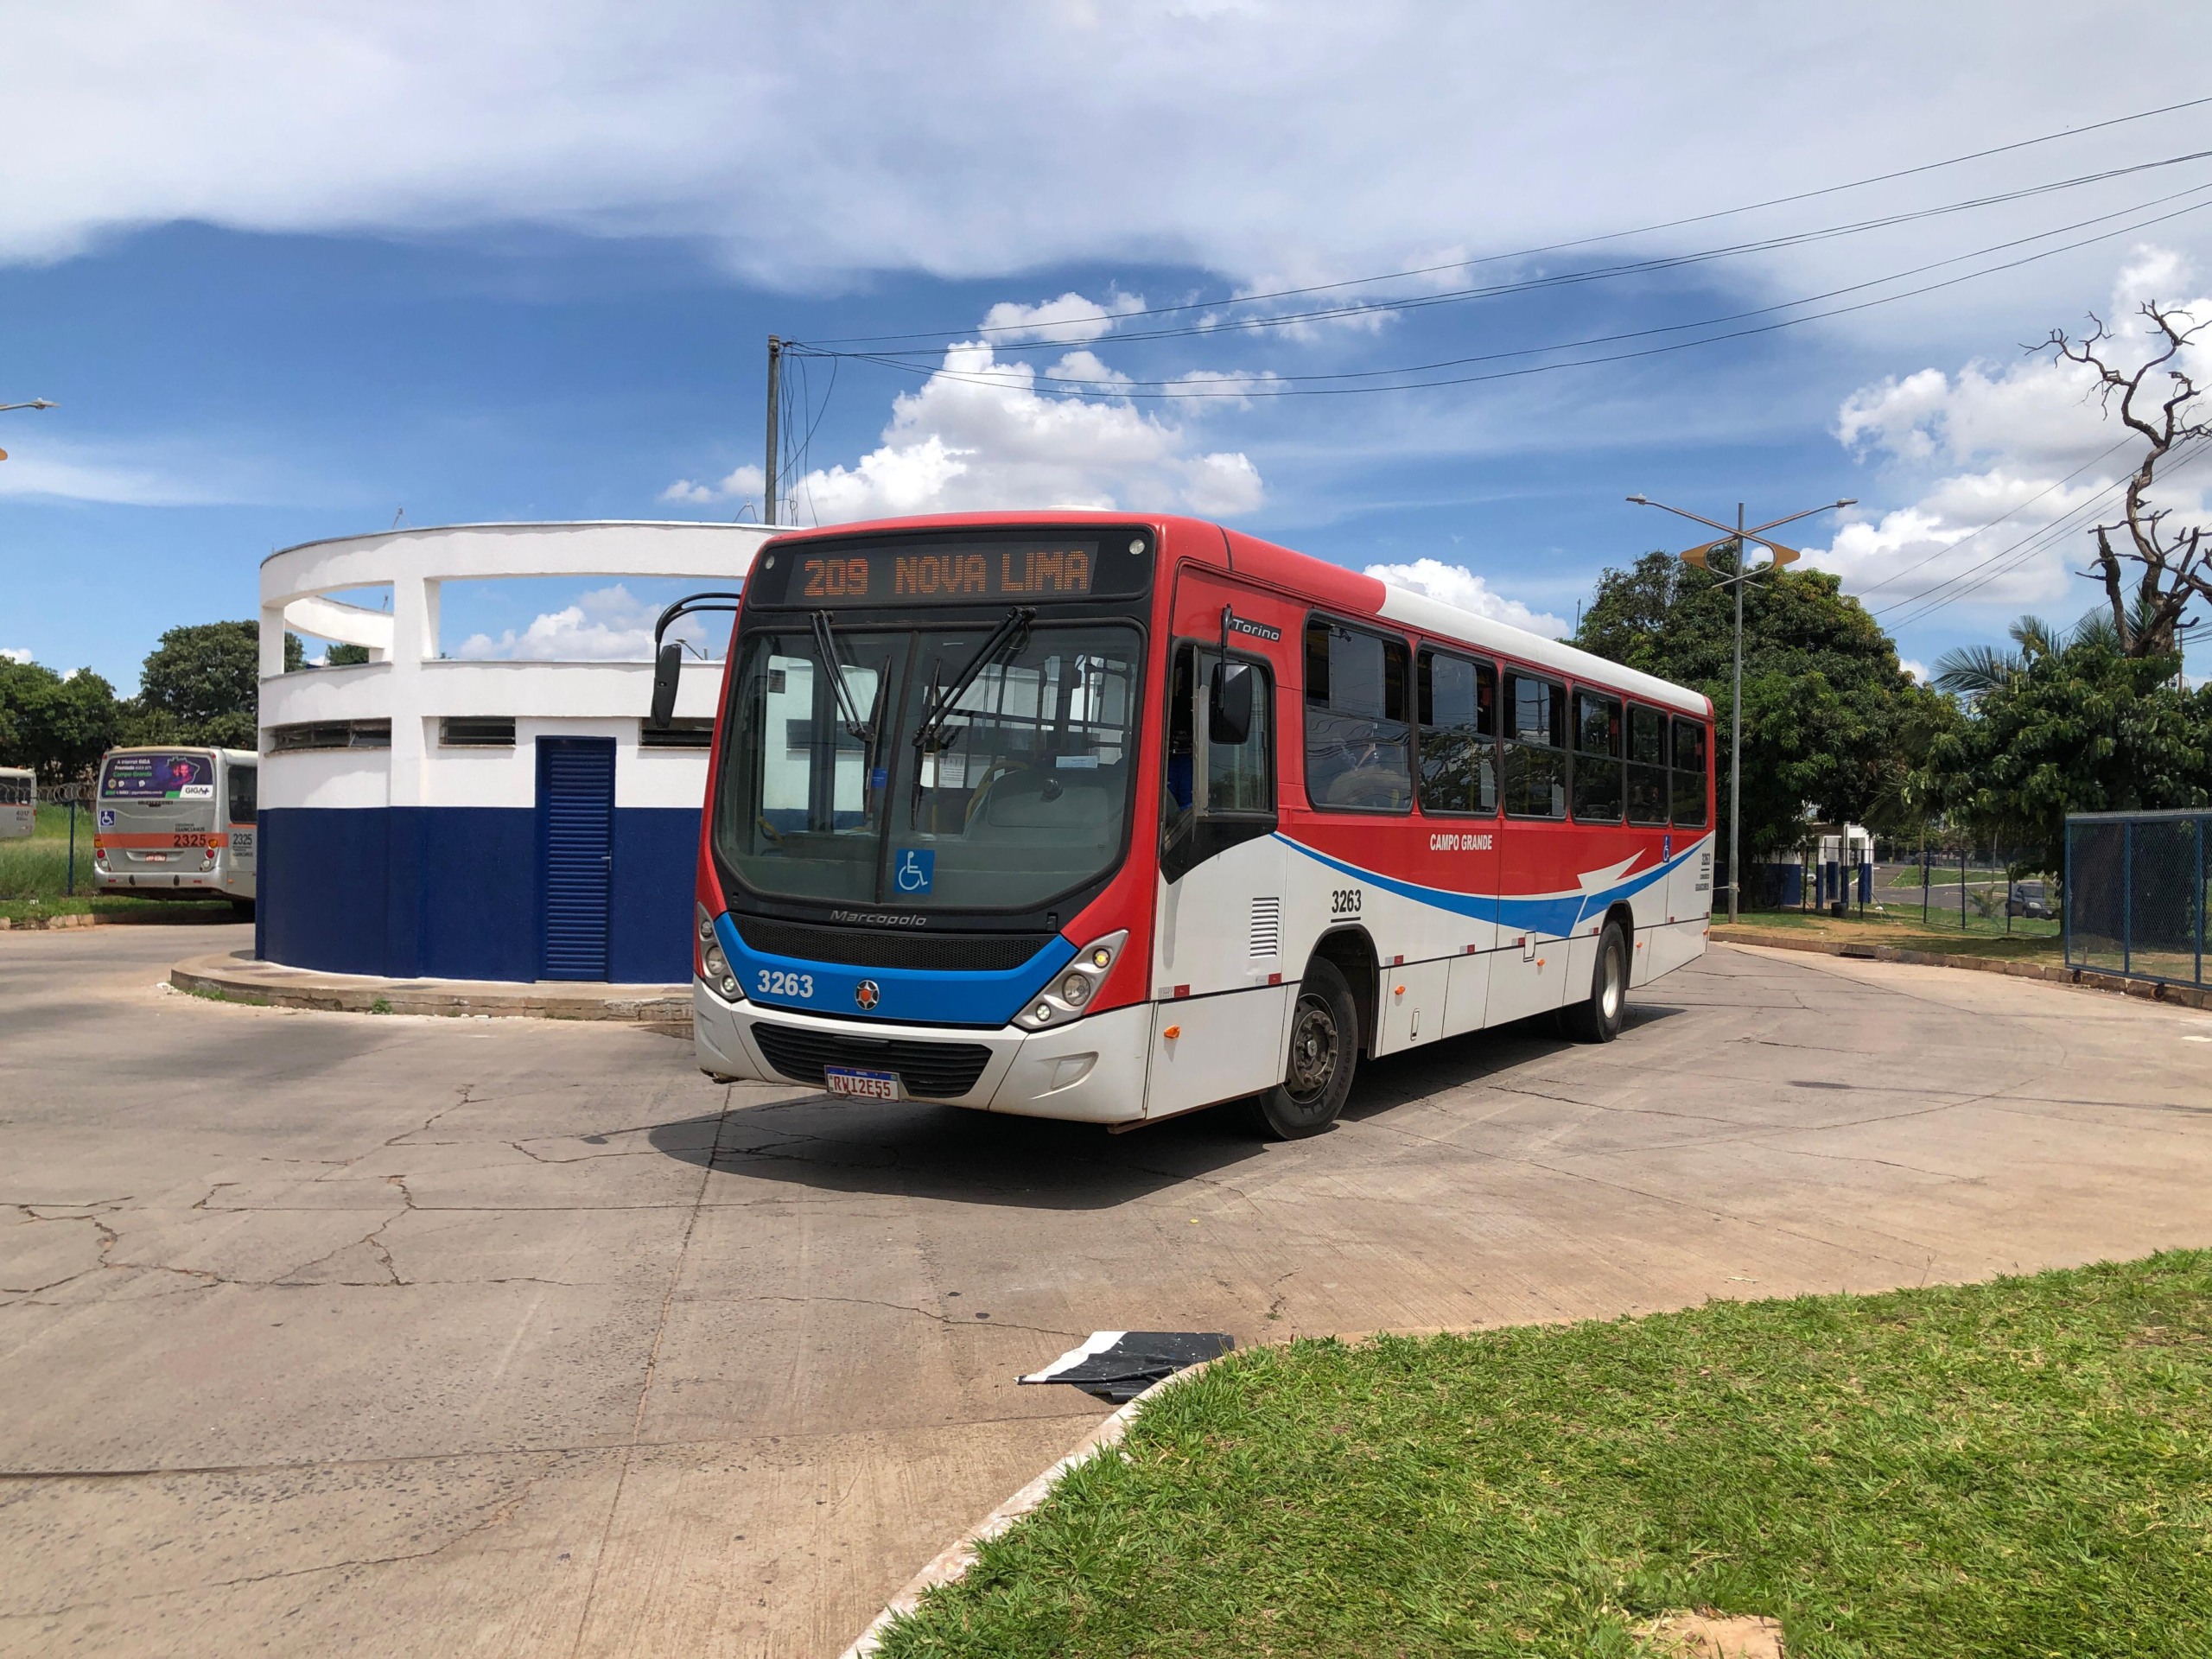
[692,984,1153,1126]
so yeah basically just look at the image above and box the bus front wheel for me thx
[1249,958,1357,1139]
[1560,918,1629,1043]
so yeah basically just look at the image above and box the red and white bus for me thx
[653,512,1713,1138]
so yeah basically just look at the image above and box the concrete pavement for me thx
[6,925,2212,1656]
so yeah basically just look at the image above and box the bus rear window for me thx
[102,753,215,801]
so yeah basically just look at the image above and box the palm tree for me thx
[1931,615,2063,696]
[1930,603,2142,697]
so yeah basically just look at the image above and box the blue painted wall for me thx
[260,805,700,983]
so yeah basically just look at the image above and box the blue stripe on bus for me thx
[712,912,1077,1027]
[1276,834,1704,939]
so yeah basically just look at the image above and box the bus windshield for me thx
[715,620,1141,912]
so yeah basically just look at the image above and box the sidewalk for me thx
[1709,925,2211,1011]
[170,949,692,1030]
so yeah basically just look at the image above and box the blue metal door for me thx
[538,738,615,980]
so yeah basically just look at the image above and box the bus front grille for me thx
[730,913,1052,974]
[749,1025,995,1099]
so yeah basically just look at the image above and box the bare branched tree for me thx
[2042,301,2212,657]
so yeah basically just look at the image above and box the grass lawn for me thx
[1,804,227,923]
[880,1253,2212,1658]
[1718,906,2061,962]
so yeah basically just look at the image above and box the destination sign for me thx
[747,531,1154,610]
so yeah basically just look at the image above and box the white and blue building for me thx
[256,521,769,984]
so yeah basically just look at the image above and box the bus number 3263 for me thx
[1330,888,1362,916]
[757,969,816,999]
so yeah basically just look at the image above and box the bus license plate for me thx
[823,1066,902,1101]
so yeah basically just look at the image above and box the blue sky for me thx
[7,3,2212,690]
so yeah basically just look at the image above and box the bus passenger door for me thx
[1148,624,1291,1120]
[225,760,258,901]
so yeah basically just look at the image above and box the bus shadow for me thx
[649,1092,1270,1211]
[1344,1003,1689,1119]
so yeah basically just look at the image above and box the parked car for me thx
[2006,880,2050,919]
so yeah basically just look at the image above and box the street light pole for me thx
[1626,492,1856,925]
[1731,501,1745,926]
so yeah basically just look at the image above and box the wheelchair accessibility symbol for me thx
[894,849,936,894]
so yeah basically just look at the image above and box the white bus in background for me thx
[0,768,33,839]
[92,747,259,913]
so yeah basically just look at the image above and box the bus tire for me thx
[1248,958,1357,1139]
[1560,918,1629,1043]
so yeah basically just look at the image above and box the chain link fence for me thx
[2067,810,2209,987]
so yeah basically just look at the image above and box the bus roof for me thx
[99,746,259,763]
[758,512,1715,721]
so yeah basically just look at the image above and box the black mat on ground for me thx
[1018,1330,1236,1403]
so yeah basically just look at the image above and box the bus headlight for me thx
[696,904,745,1003]
[1014,930,1127,1032]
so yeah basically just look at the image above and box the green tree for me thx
[1573,550,1942,856]
[1921,621,2211,880]
[124,621,286,750]
[0,658,124,783]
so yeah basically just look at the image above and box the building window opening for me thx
[270,720,392,753]
[439,717,518,748]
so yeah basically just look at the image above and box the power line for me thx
[1846,437,2136,601]
[798,186,2212,400]
[811,171,2212,393]
[1876,436,2212,629]
[822,147,2212,360]
[804,92,2212,349]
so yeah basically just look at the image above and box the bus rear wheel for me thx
[1248,957,1357,1139]
[1560,918,1629,1043]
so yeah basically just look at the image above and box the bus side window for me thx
[1502,672,1567,819]
[1626,705,1669,825]
[227,766,258,823]
[1670,718,1709,827]
[1570,690,1623,823]
[1303,618,1411,812]
[1415,647,1496,813]
[1205,658,1273,814]
[1163,647,1195,821]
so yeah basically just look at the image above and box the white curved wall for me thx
[256,521,769,982]
[260,520,765,813]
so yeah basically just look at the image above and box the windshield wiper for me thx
[809,609,878,749]
[912,607,1035,754]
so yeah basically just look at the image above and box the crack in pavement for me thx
[1,1454,578,1620]
[731,1292,1080,1341]
[567,1092,734,1657]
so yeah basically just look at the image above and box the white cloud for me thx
[1899,658,1927,682]
[3,3,2208,309]
[1043,350,1131,388]
[660,461,764,505]
[1811,250,2212,618]
[1,647,32,664]
[0,442,225,505]
[1363,558,1568,637]
[981,292,1143,345]
[454,582,708,661]
[784,341,1262,522]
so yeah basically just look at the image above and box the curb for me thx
[168,952,693,1031]
[1711,930,2212,1012]
[839,1358,1223,1658]
[0,908,241,931]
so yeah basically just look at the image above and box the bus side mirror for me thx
[1209,661,1253,746]
[649,643,682,730]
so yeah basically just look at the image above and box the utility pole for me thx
[1627,492,1855,925]
[763,335,784,527]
